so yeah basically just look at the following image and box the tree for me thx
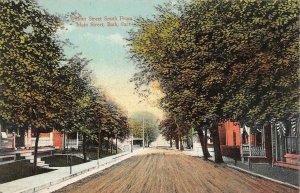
[159,117,177,148]
[130,111,159,147]
[1,0,65,173]
[55,54,95,161]
[128,0,299,163]
[128,119,143,138]
[57,54,130,159]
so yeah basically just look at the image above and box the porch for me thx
[272,117,300,170]
[241,145,266,157]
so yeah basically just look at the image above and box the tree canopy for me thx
[128,0,299,162]
[1,0,130,171]
[130,111,160,146]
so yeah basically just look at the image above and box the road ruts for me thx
[55,148,298,193]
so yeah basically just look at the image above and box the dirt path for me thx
[55,148,297,193]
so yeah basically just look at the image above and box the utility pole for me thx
[67,132,72,174]
[97,130,100,168]
[143,116,145,149]
[131,132,133,153]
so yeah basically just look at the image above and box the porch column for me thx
[65,133,68,150]
[63,132,65,150]
[262,126,265,153]
[12,132,17,150]
[271,123,276,167]
[248,127,252,169]
[0,123,2,148]
[275,125,278,162]
[24,130,27,149]
[249,130,252,157]
[27,127,32,149]
[240,126,244,163]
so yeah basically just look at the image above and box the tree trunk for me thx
[82,133,87,162]
[170,137,173,148]
[32,130,40,174]
[99,131,103,158]
[98,130,101,159]
[204,128,211,158]
[179,135,184,151]
[115,136,118,154]
[197,128,211,160]
[210,123,223,163]
[106,136,109,153]
[175,136,179,149]
[186,136,189,149]
[110,136,113,154]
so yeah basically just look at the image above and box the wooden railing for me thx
[31,137,53,147]
[242,145,265,157]
[65,139,82,149]
[0,133,13,149]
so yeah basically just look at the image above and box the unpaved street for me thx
[55,148,297,193]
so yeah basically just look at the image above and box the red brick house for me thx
[218,121,241,147]
[218,119,299,170]
[218,121,241,160]
[1,127,80,151]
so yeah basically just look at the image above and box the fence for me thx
[65,139,83,149]
[31,137,53,147]
[242,145,266,157]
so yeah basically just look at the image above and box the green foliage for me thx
[0,0,64,131]
[128,119,143,138]
[130,111,159,145]
[57,54,130,141]
[0,0,130,169]
[159,117,177,141]
[128,0,300,129]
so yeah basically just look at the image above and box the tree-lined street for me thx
[0,0,299,192]
[55,148,297,193]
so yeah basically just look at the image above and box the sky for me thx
[37,0,170,119]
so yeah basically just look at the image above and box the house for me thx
[218,118,300,170]
[218,121,241,160]
[0,126,82,151]
[271,115,300,170]
[218,120,273,165]
[218,121,241,147]
[239,124,272,165]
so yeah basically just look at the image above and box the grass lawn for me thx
[86,149,123,160]
[41,155,86,167]
[53,148,123,161]
[0,160,53,184]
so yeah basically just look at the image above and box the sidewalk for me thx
[0,148,144,193]
[185,149,300,189]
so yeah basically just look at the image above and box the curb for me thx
[184,151,299,191]
[226,164,300,191]
[18,150,142,193]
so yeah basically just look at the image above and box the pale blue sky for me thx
[37,0,170,118]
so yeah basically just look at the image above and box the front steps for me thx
[274,161,300,170]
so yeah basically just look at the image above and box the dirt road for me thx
[55,148,297,193]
